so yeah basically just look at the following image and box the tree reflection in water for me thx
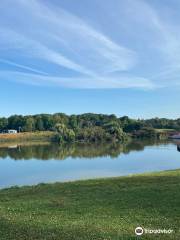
[0,139,175,161]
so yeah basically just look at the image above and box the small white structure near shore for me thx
[7,130,17,134]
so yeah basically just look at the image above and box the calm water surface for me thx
[0,139,180,188]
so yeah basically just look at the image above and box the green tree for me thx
[23,117,35,132]
[55,123,75,143]
[0,118,8,131]
[35,117,44,131]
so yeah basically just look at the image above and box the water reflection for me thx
[0,139,173,161]
[0,139,180,188]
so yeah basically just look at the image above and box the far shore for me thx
[0,131,55,143]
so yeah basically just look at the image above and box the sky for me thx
[0,0,180,119]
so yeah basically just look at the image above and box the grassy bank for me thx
[0,131,55,143]
[0,170,179,240]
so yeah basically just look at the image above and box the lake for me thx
[0,139,180,189]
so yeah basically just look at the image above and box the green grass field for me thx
[0,170,179,240]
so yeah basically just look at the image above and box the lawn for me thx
[0,170,179,240]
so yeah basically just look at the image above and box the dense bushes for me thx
[52,122,127,143]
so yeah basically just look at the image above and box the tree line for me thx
[0,113,179,143]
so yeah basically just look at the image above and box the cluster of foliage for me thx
[0,114,128,143]
[53,121,128,143]
[119,116,180,132]
[0,113,179,142]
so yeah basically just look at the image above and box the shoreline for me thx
[1,168,180,190]
[0,131,55,143]
[0,169,179,239]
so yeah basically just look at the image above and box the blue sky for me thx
[0,0,180,118]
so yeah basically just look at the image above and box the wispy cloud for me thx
[19,0,137,73]
[0,0,143,88]
[0,59,48,75]
[0,70,154,89]
[0,28,93,76]
[1,0,180,89]
[124,0,180,85]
